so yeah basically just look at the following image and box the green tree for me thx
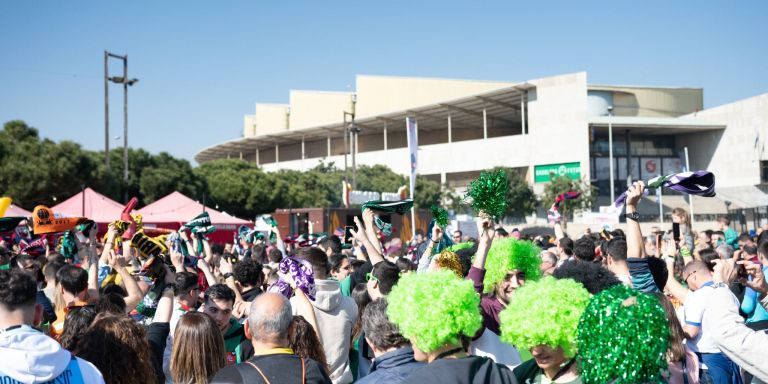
[541,176,597,220]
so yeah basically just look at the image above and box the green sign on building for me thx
[534,162,581,183]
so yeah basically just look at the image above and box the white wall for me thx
[526,72,590,190]
[681,93,768,187]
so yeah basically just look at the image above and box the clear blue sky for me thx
[1,1,766,164]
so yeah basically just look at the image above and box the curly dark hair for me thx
[0,269,37,310]
[553,260,621,295]
[573,237,596,262]
[75,314,154,384]
[60,305,97,351]
[288,315,330,376]
[233,258,263,287]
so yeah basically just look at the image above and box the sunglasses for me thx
[683,270,697,284]
[365,272,378,282]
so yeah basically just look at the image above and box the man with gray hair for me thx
[539,251,558,276]
[212,293,332,383]
[716,243,734,259]
[356,299,424,384]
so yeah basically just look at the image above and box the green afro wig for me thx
[577,285,669,384]
[499,276,589,357]
[448,242,475,252]
[483,238,541,293]
[387,269,482,353]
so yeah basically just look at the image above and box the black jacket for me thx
[404,356,518,384]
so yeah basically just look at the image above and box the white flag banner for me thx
[406,116,418,240]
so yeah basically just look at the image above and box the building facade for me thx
[196,72,768,228]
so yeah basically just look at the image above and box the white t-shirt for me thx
[469,328,522,370]
[683,281,738,354]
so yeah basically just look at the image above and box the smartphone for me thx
[672,223,680,243]
[344,226,354,245]
[737,263,749,279]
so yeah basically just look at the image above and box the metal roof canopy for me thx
[589,116,726,136]
[195,83,534,162]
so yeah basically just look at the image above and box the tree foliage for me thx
[0,120,503,219]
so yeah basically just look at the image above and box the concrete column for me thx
[383,121,388,151]
[275,144,279,167]
[327,135,331,157]
[448,114,452,143]
[483,108,488,139]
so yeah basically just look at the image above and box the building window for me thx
[761,161,768,183]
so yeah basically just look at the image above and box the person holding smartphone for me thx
[671,208,693,251]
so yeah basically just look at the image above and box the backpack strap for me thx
[244,360,271,384]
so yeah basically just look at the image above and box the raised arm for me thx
[351,216,384,265]
[219,258,244,304]
[663,256,689,302]
[362,208,383,255]
[417,225,441,272]
[472,217,495,271]
[153,265,177,323]
[101,226,117,264]
[625,181,646,259]
[108,251,144,313]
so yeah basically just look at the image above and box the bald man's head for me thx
[248,293,293,343]
[682,260,712,291]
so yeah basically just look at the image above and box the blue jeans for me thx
[700,352,743,384]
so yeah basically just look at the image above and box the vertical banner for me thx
[406,116,418,241]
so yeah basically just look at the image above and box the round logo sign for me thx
[37,209,50,220]
[645,160,657,173]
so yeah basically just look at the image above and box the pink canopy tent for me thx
[138,191,251,243]
[51,188,126,223]
[5,204,32,217]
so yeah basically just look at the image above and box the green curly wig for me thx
[577,285,669,384]
[483,238,541,293]
[499,276,589,357]
[387,270,482,353]
[448,242,475,252]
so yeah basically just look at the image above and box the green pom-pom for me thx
[430,204,449,228]
[448,242,474,252]
[483,238,541,293]
[387,270,482,353]
[465,169,508,219]
[499,276,590,357]
[577,285,669,384]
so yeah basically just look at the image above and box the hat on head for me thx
[32,205,87,235]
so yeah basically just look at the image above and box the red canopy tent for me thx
[5,204,32,217]
[51,188,125,223]
[50,188,129,236]
[138,191,251,244]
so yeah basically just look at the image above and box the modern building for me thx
[196,72,768,230]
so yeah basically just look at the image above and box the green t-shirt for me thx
[223,318,247,365]
[340,275,353,297]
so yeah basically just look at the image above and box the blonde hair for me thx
[171,312,227,384]
[671,208,691,228]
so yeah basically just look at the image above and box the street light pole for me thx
[104,51,110,169]
[104,51,138,202]
[122,55,129,202]
[607,105,615,203]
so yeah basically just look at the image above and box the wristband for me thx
[222,272,234,280]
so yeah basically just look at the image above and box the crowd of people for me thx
[2,180,768,383]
